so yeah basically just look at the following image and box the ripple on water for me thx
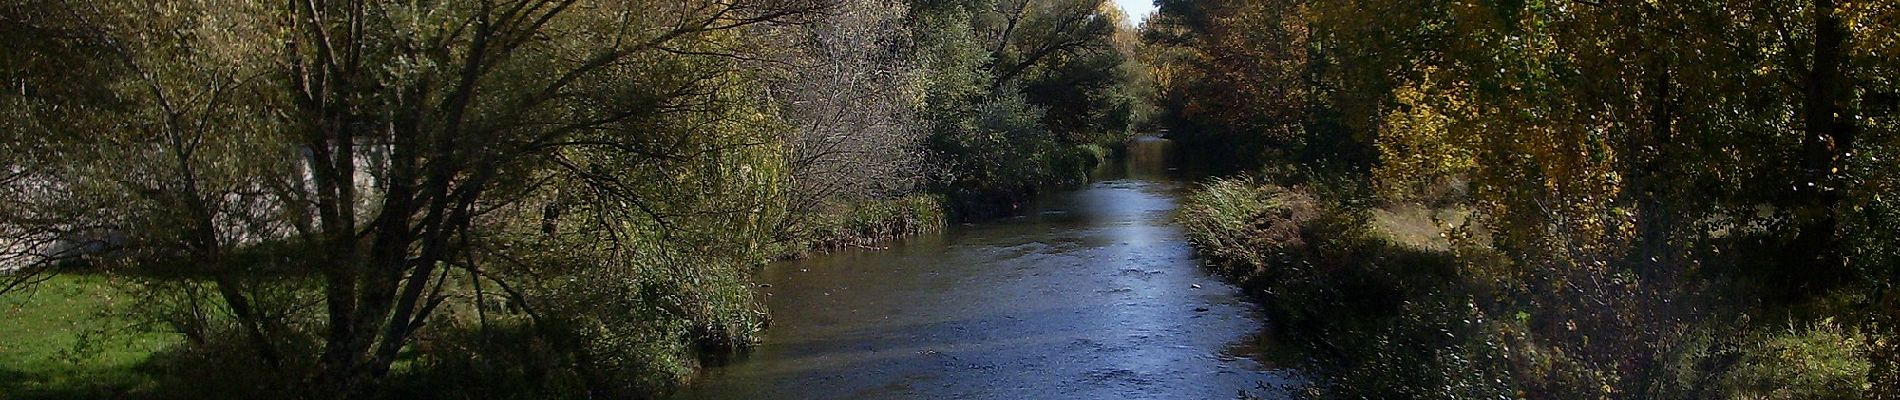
[672,138,1300,400]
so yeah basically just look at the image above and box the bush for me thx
[142,328,318,400]
[1722,320,1874,400]
[383,322,582,400]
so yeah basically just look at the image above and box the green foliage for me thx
[1156,0,1900,396]
[930,91,1097,215]
[910,0,1144,218]
[1722,320,1875,400]
[1020,3,1150,145]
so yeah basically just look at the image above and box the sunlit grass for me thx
[1,274,175,399]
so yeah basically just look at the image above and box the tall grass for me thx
[783,194,947,258]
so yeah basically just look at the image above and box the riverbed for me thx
[673,137,1297,399]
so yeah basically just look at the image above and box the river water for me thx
[674,137,1297,399]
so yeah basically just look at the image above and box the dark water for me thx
[674,137,1297,399]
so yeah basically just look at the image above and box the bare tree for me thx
[764,0,931,228]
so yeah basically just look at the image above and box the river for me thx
[674,137,1298,399]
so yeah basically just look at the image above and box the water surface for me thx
[675,138,1296,399]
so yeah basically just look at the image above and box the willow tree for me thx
[278,0,826,394]
[3,0,819,396]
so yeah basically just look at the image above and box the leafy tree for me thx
[909,0,1137,216]
[3,0,819,396]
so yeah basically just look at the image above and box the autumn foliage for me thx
[1156,0,1900,397]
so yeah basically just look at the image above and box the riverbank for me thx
[778,194,949,260]
[1177,177,1893,398]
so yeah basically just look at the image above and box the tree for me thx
[2,0,821,396]
[766,0,932,234]
[906,0,1136,215]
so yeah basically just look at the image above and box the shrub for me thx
[1722,320,1874,400]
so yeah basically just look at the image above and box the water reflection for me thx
[1098,136,1178,182]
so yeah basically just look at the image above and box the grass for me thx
[1,274,173,399]
[784,194,947,258]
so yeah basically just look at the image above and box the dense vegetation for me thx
[1156,0,1900,398]
[0,0,1146,398]
[19,0,1894,397]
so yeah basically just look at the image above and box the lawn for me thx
[1,274,173,399]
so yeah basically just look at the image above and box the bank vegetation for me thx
[1152,0,1900,398]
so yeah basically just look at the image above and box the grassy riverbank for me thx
[1179,177,1894,399]
[780,195,948,259]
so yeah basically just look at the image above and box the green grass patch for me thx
[1,274,174,399]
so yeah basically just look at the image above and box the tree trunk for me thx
[1792,0,1855,292]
